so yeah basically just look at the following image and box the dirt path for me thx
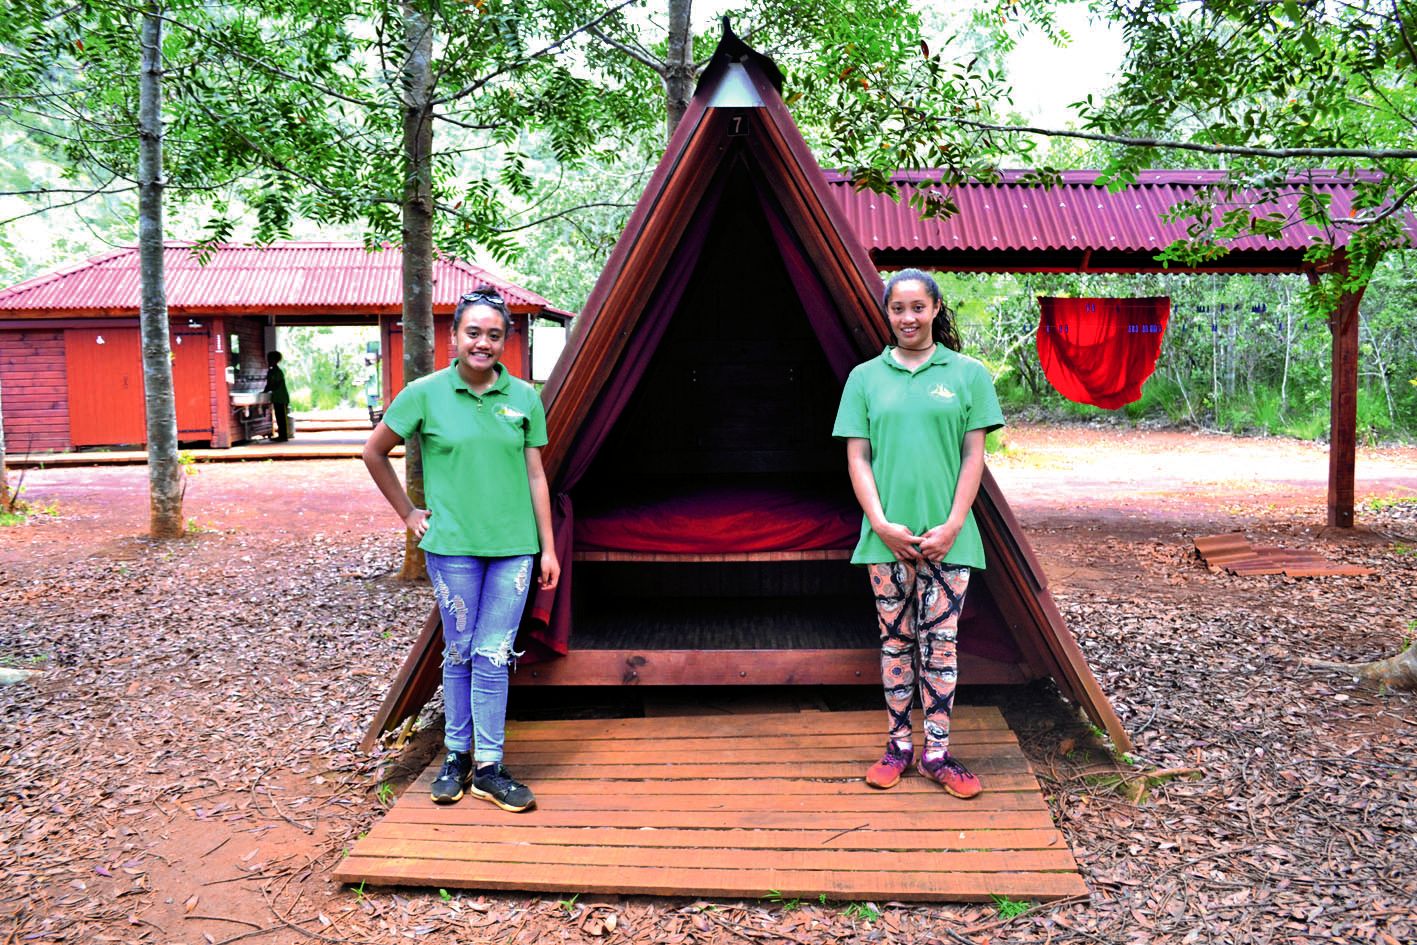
[2,424,1414,945]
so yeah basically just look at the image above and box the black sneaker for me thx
[468,763,536,812]
[429,751,473,804]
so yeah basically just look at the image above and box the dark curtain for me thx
[520,175,732,659]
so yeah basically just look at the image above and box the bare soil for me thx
[2,422,1414,945]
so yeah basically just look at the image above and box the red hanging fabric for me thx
[1036,297,1171,409]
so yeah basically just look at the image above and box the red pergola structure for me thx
[826,169,1417,528]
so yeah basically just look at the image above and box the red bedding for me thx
[575,483,860,554]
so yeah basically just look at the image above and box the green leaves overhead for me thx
[823,0,1414,311]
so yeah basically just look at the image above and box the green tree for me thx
[270,0,642,579]
[0,0,352,537]
[828,0,1417,302]
[136,2,182,537]
[514,1,936,309]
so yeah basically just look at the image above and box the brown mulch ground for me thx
[2,423,1414,945]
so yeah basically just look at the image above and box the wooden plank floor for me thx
[335,706,1087,902]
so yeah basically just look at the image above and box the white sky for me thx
[690,0,1123,130]
[1001,4,1125,128]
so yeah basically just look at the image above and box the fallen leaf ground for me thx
[2,422,1414,945]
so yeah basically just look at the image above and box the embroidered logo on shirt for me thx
[495,406,526,421]
[929,384,956,400]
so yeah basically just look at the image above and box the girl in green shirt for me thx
[833,269,1004,800]
[364,288,559,814]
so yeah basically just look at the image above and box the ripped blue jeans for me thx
[425,552,533,763]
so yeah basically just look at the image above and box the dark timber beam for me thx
[1310,252,1369,530]
[1327,284,1365,528]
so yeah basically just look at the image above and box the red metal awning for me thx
[0,242,574,318]
[825,169,1417,272]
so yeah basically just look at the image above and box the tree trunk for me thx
[398,1,436,581]
[1280,290,1292,415]
[139,2,184,539]
[1302,641,1417,691]
[1360,316,1397,425]
[663,0,694,141]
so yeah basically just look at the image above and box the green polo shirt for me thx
[832,345,1005,567]
[382,362,547,557]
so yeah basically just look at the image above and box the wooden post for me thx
[1327,286,1364,528]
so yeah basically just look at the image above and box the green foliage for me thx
[376,782,395,806]
[280,326,376,412]
[0,492,59,527]
[513,0,937,308]
[840,902,881,923]
[984,428,1009,456]
[0,651,49,668]
[764,889,801,910]
[991,895,1032,920]
[827,0,1417,324]
[1367,495,1417,513]
[948,263,1417,443]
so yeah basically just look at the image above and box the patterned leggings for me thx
[868,561,970,755]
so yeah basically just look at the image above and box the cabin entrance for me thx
[550,163,1025,682]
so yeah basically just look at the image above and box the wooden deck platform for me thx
[336,706,1087,902]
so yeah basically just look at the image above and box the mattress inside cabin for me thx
[573,480,861,554]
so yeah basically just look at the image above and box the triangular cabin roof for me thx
[364,25,1130,753]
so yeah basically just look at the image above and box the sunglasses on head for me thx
[460,289,504,305]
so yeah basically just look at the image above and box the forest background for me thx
[2,0,1414,440]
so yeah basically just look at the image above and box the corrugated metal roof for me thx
[825,170,1417,258]
[0,242,571,316]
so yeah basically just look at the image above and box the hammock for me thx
[1036,297,1170,409]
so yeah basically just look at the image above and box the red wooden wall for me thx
[0,329,70,452]
[172,328,214,440]
[382,314,529,404]
[61,326,215,446]
[64,328,147,446]
[2,322,219,451]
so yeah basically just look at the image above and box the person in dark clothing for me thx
[264,350,291,441]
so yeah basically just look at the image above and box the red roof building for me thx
[0,242,569,451]
[826,169,1417,272]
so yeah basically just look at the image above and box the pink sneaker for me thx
[866,741,913,789]
[917,753,983,799]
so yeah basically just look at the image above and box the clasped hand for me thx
[874,520,961,563]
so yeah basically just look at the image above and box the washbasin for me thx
[229,391,271,407]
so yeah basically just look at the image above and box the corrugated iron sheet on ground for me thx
[1194,533,1373,577]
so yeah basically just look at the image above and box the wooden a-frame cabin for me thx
[364,26,1129,753]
